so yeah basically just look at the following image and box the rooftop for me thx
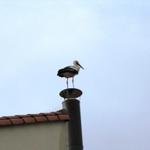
[0,109,69,127]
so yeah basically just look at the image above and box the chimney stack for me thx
[60,88,83,150]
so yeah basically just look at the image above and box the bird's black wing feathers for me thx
[57,66,78,77]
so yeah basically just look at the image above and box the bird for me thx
[57,60,84,88]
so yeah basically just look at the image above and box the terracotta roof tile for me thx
[34,115,48,122]
[0,110,69,127]
[57,114,70,120]
[0,118,11,126]
[46,115,59,121]
[22,116,35,124]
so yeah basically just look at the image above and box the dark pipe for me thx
[63,99,83,150]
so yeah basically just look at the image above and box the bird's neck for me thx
[72,65,80,71]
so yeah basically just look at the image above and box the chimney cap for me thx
[59,88,82,99]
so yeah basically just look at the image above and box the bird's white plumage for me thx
[57,60,84,88]
[69,64,80,72]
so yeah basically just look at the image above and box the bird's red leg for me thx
[72,77,74,88]
[66,78,69,88]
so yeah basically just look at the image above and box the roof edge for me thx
[0,109,69,127]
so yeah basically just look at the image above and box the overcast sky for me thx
[0,0,150,150]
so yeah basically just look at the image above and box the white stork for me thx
[57,60,84,88]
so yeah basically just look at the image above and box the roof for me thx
[0,109,69,127]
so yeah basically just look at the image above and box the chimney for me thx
[60,88,83,150]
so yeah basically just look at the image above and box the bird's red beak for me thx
[78,63,84,69]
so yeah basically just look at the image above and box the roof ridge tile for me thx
[0,110,69,127]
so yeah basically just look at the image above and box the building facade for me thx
[0,110,69,150]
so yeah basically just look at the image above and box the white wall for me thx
[0,122,68,150]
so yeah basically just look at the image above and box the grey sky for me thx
[0,0,150,150]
